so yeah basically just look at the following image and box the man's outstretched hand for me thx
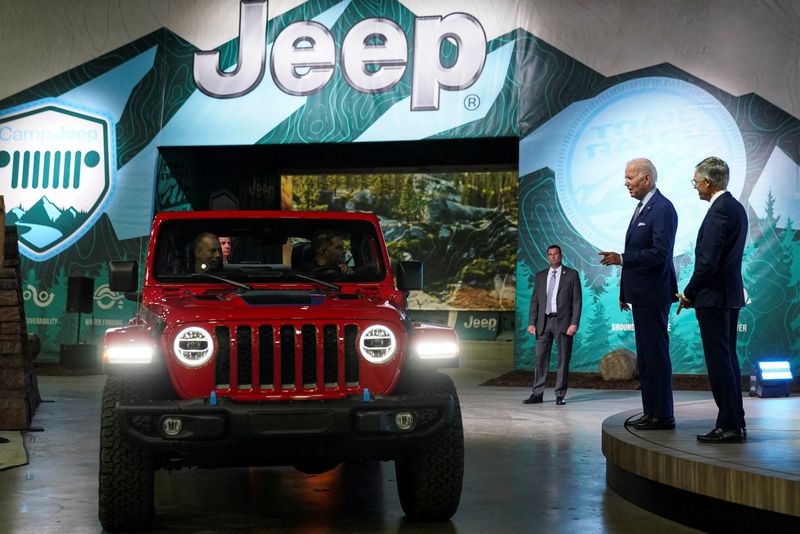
[598,251,622,266]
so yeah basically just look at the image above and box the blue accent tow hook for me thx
[209,391,217,406]
[362,388,371,402]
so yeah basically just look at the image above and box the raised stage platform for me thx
[603,396,800,531]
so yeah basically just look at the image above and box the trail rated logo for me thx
[555,77,746,257]
[0,100,114,261]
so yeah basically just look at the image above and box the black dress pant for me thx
[631,304,674,418]
[695,307,745,430]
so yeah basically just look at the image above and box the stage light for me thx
[749,360,793,398]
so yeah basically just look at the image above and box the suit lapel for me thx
[639,203,653,222]
[639,190,660,223]
[698,191,729,241]
[556,267,567,297]
[626,190,660,241]
[538,270,547,303]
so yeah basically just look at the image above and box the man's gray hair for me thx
[627,158,658,182]
[695,156,729,189]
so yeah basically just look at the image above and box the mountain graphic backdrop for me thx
[5,196,89,250]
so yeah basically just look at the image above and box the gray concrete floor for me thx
[0,370,705,533]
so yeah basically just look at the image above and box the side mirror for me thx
[109,261,139,293]
[397,261,423,291]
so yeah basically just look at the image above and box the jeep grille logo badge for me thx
[161,417,183,437]
[0,100,115,261]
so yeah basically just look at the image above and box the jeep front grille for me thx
[213,323,360,392]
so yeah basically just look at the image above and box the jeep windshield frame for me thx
[151,216,387,284]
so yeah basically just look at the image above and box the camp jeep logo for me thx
[0,100,114,261]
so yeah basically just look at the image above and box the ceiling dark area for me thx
[159,137,518,176]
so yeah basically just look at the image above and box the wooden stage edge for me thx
[602,397,800,531]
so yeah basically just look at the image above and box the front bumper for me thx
[117,393,455,467]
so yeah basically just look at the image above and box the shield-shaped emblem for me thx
[0,99,115,261]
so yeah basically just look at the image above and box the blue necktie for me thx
[545,270,556,314]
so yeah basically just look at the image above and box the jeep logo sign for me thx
[454,311,500,340]
[0,101,114,261]
[193,0,487,110]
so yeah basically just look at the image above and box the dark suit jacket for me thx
[684,192,747,308]
[528,266,582,334]
[621,189,678,306]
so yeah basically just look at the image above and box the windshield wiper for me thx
[190,272,252,291]
[295,274,340,291]
[188,271,338,292]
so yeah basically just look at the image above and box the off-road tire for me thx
[394,372,464,521]
[98,376,155,531]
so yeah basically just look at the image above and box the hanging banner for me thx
[0,0,797,372]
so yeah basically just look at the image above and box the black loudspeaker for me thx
[67,276,94,313]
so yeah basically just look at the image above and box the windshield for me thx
[152,217,387,284]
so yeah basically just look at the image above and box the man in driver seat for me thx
[193,232,223,273]
[299,229,353,274]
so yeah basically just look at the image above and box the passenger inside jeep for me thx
[192,232,223,273]
[154,217,385,283]
[295,229,354,275]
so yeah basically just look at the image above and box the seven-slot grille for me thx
[212,323,360,391]
[3,150,98,189]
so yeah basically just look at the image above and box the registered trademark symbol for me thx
[464,94,480,111]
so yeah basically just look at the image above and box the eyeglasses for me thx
[690,178,705,189]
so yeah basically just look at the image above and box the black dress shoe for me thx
[697,427,746,443]
[555,397,566,405]
[625,414,650,427]
[523,394,543,404]
[632,416,675,430]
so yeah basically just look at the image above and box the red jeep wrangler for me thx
[99,210,462,531]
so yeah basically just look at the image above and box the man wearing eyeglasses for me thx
[677,156,748,443]
[598,158,678,430]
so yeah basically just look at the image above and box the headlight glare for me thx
[360,325,397,364]
[105,345,154,364]
[173,327,214,368]
[415,341,459,359]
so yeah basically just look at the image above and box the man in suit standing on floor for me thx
[677,156,748,443]
[523,245,582,406]
[599,158,678,430]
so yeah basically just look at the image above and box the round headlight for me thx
[173,327,214,368]
[359,325,397,364]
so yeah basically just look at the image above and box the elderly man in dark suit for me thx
[523,245,582,406]
[677,156,748,443]
[599,158,678,430]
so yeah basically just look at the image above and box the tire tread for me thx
[394,372,464,521]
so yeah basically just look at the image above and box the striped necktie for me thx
[629,201,643,228]
[545,270,556,314]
